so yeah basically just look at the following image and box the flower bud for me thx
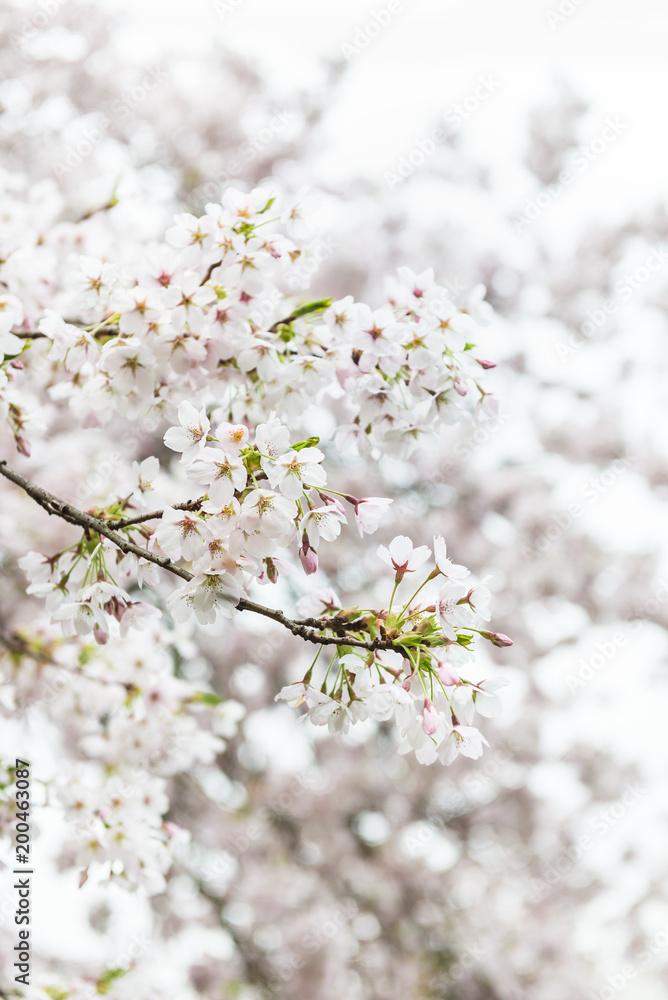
[421,698,441,736]
[318,491,346,516]
[265,558,279,584]
[299,543,318,575]
[479,630,513,648]
[15,436,30,457]
[437,660,460,686]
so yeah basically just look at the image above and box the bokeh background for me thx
[2,0,668,997]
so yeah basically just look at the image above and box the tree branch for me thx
[0,626,130,689]
[0,459,192,580]
[0,461,412,655]
[107,499,203,529]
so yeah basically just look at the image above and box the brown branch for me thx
[0,627,129,689]
[200,259,222,286]
[0,461,411,654]
[0,626,55,666]
[77,197,118,223]
[0,459,192,581]
[107,499,203,529]
[268,309,302,333]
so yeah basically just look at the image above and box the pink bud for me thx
[454,377,468,397]
[318,491,346,516]
[421,698,441,736]
[15,436,30,457]
[479,630,513,648]
[476,358,497,369]
[265,558,279,584]
[93,625,109,645]
[437,661,460,686]
[299,543,318,575]
[9,359,24,369]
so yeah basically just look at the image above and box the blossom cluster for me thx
[4,180,509,775]
[1,183,497,460]
[277,535,511,766]
[1,624,245,894]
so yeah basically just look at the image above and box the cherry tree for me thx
[0,16,514,984]
[11,4,668,998]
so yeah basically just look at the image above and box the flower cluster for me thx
[276,535,511,766]
[2,184,497,460]
[4,180,509,773]
[1,624,245,893]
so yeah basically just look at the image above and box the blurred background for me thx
[2,0,668,997]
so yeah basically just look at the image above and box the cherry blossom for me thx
[438,723,490,764]
[164,401,211,461]
[155,507,213,560]
[377,535,432,582]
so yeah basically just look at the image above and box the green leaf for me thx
[46,990,72,1000]
[288,298,333,321]
[292,436,320,452]
[397,632,422,646]
[97,968,127,994]
[190,692,223,706]
[463,342,476,351]
[243,450,262,473]
[258,196,276,214]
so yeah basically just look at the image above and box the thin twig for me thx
[107,499,203,529]
[0,461,411,654]
[268,309,302,333]
[0,627,127,688]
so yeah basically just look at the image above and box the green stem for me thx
[321,651,338,692]
[387,579,400,616]
[398,575,432,619]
